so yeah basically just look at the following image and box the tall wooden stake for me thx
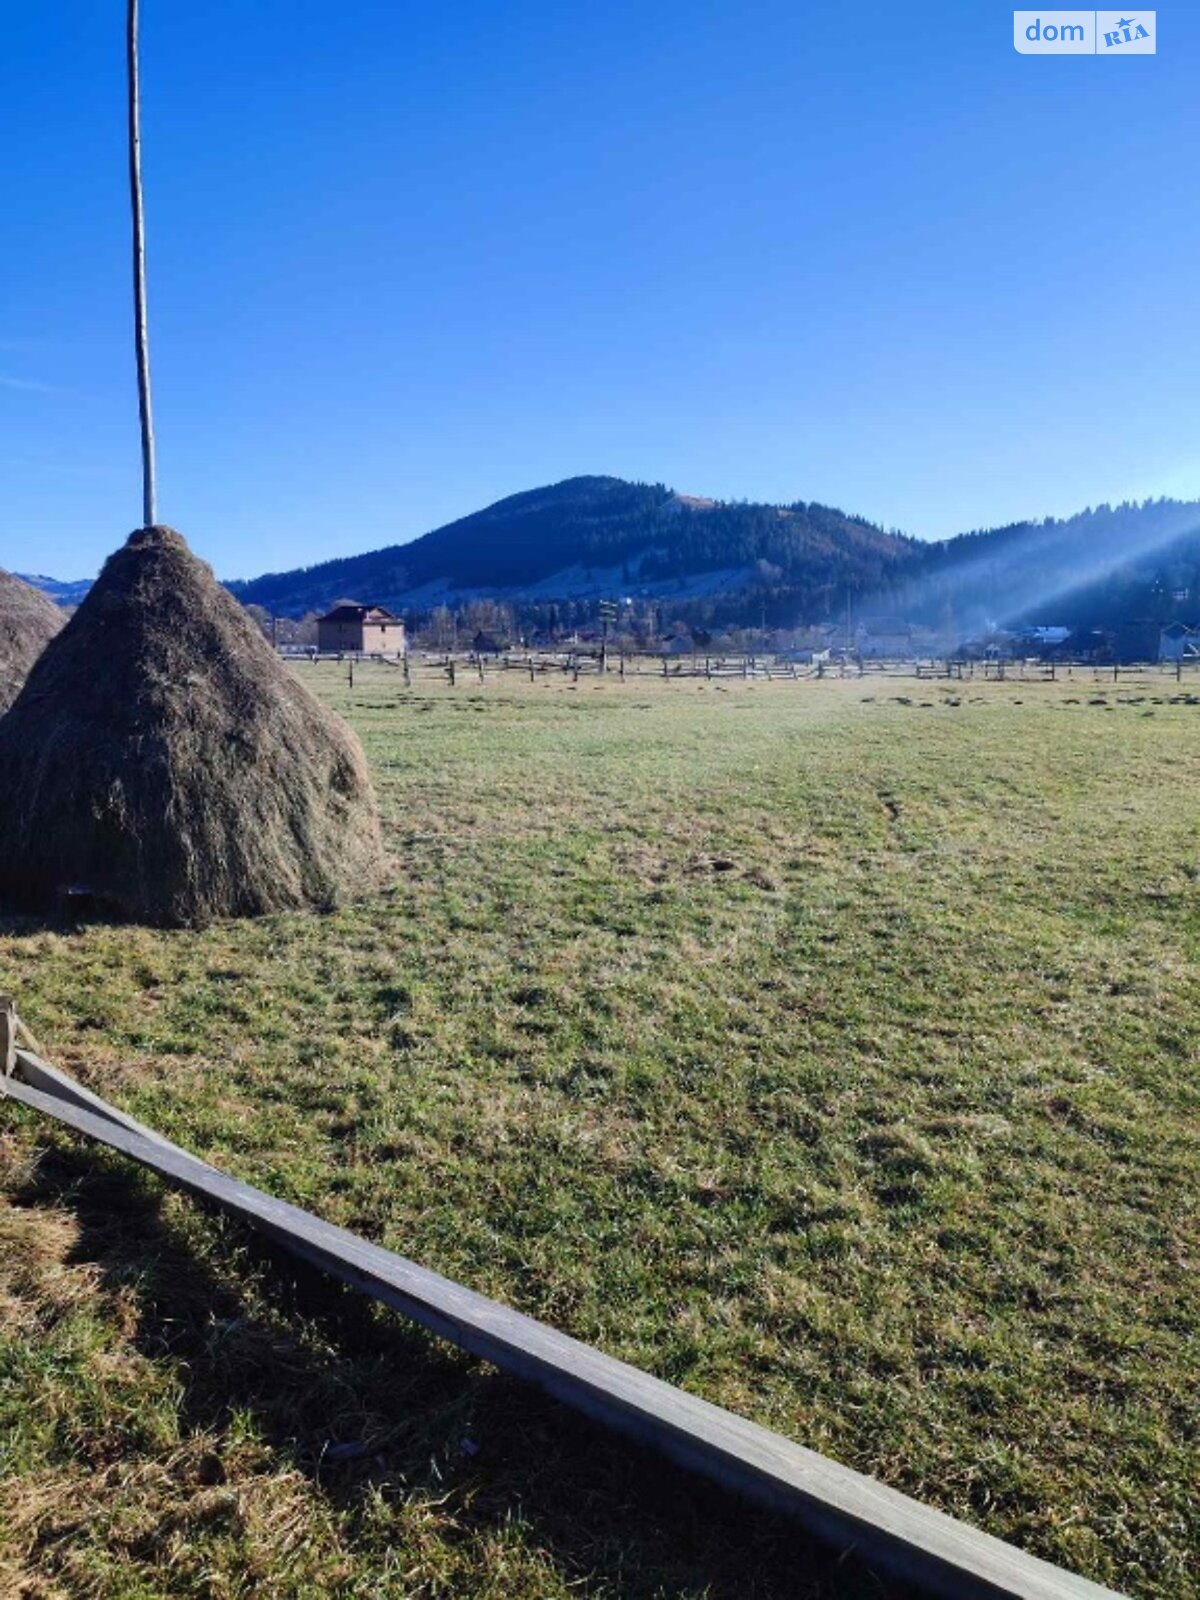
[128,0,157,528]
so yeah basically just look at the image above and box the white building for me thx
[1159,623,1200,662]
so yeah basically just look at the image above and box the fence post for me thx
[0,996,15,1076]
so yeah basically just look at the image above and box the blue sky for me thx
[2,2,1196,579]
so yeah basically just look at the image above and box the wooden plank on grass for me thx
[12,1048,181,1152]
[2,1069,1125,1600]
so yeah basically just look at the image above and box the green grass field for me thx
[2,665,1198,1598]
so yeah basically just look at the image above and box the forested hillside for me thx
[29,481,1200,641]
[908,499,1200,636]
[227,476,916,623]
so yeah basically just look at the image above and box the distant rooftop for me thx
[318,603,398,623]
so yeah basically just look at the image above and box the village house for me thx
[1159,622,1200,662]
[854,617,913,659]
[1015,625,1071,653]
[661,630,696,655]
[317,603,405,656]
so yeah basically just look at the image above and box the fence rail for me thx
[287,648,1200,688]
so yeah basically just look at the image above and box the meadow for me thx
[2,664,1197,1599]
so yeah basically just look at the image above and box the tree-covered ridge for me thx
[906,499,1200,633]
[228,476,915,617]
[224,477,1200,638]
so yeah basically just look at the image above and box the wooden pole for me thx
[127,0,157,528]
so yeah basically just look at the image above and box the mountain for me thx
[21,481,1200,638]
[229,476,1200,637]
[16,574,94,607]
[228,476,915,625]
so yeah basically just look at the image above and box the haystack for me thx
[0,569,64,714]
[0,526,388,925]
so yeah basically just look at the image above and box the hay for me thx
[0,526,388,926]
[0,570,64,714]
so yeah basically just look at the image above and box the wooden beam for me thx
[2,1066,1124,1600]
[12,1048,180,1152]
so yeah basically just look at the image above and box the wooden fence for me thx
[290,648,1200,690]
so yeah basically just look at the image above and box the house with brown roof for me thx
[317,603,405,656]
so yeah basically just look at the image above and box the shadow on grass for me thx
[14,1141,907,1600]
[0,897,124,938]
[0,909,81,939]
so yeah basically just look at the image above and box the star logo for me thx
[1116,16,1136,27]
